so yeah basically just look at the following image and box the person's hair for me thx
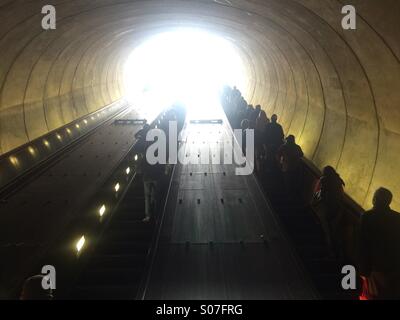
[255,105,261,110]
[322,166,345,186]
[20,275,53,300]
[286,135,295,144]
[241,119,250,129]
[271,114,278,122]
[322,165,336,177]
[373,187,393,209]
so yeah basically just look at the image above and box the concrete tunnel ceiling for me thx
[0,0,399,210]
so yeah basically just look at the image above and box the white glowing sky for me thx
[123,28,246,119]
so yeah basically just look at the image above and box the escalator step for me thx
[78,267,143,286]
[88,254,147,268]
[304,259,341,275]
[97,242,150,255]
[71,285,137,300]
[296,245,327,259]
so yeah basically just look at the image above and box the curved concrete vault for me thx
[0,0,399,210]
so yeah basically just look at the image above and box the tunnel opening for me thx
[122,28,247,119]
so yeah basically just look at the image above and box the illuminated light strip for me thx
[28,146,36,155]
[99,204,106,217]
[76,236,86,253]
[9,156,19,166]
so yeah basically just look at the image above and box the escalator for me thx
[59,106,186,299]
[222,91,360,300]
[259,177,359,300]
[69,176,155,299]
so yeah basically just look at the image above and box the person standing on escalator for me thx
[265,114,285,171]
[312,166,345,257]
[136,136,164,223]
[276,135,304,197]
[358,188,400,299]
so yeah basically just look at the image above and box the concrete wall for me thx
[0,0,399,210]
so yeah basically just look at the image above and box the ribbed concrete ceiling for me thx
[0,0,399,210]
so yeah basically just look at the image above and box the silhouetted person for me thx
[265,114,284,168]
[358,188,400,299]
[249,105,261,128]
[20,275,53,300]
[235,100,248,129]
[313,166,345,256]
[245,105,254,124]
[255,111,269,173]
[240,119,250,156]
[266,114,284,147]
[276,135,304,196]
[137,141,164,223]
[135,123,151,152]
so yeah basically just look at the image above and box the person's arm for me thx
[299,146,304,158]
[279,126,284,141]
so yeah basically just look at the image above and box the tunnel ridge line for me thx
[335,0,400,64]
[292,0,381,207]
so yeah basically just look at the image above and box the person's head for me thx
[322,165,337,177]
[271,114,278,123]
[255,105,261,111]
[20,275,53,300]
[241,119,250,130]
[286,135,295,144]
[372,188,393,210]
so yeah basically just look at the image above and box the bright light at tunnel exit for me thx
[123,29,246,119]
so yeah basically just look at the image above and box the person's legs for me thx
[143,180,158,222]
[149,181,157,214]
[143,180,152,222]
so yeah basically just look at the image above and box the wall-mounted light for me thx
[84,119,88,124]
[126,167,130,175]
[76,235,86,253]
[9,156,19,167]
[56,134,62,140]
[75,124,80,129]
[28,146,36,156]
[66,128,71,134]
[43,140,50,147]
[99,204,106,217]
[134,154,138,161]
[114,183,120,192]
